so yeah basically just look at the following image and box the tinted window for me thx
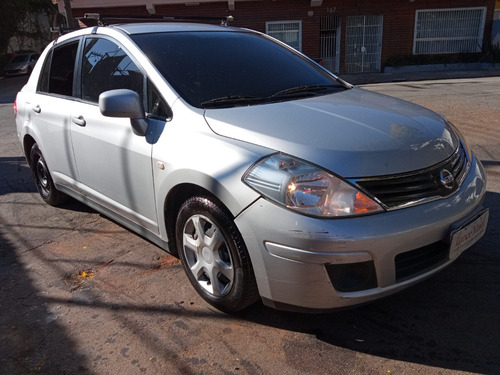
[37,50,53,93]
[11,54,29,63]
[82,38,144,103]
[147,79,171,120]
[38,41,78,96]
[132,31,344,108]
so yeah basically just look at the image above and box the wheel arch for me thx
[163,183,233,256]
[22,134,37,167]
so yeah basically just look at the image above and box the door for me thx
[70,36,158,232]
[320,16,341,73]
[345,15,383,73]
[28,40,80,186]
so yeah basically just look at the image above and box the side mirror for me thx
[99,89,148,136]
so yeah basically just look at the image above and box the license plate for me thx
[449,209,489,261]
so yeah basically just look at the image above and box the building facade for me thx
[493,0,500,46]
[62,0,496,73]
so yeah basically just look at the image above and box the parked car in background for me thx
[14,21,488,313]
[3,52,39,76]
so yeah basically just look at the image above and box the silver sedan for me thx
[15,22,488,313]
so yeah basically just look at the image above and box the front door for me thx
[70,36,158,233]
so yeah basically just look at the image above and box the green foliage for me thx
[0,0,57,54]
[480,43,500,63]
[385,44,500,67]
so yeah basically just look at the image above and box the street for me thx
[1,74,499,374]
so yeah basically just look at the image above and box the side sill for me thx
[57,185,172,255]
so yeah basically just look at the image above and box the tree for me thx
[0,0,58,55]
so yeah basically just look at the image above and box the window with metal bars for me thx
[266,20,302,51]
[413,7,487,54]
[345,15,383,73]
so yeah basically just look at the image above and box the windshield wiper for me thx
[271,84,343,98]
[201,84,346,108]
[201,95,265,108]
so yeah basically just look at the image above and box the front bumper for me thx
[4,66,29,76]
[235,155,487,311]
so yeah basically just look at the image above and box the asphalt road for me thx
[1,75,499,375]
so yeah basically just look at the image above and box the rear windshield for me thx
[131,31,345,108]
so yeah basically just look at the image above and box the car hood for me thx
[204,88,459,177]
[6,62,27,69]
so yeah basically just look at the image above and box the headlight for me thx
[243,153,384,217]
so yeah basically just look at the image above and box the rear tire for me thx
[176,196,259,313]
[30,143,68,206]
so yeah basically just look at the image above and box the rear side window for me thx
[38,41,79,96]
[81,37,144,103]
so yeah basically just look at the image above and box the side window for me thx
[82,37,144,103]
[147,79,172,120]
[38,41,79,96]
[37,50,53,93]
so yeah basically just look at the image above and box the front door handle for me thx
[32,105,41,113]
[72,115,86,127]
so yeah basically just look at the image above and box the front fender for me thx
[151,116,272,242]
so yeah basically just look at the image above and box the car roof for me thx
[50,21,248,47]
[109,22,240,35]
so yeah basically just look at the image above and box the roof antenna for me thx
[221,15,234,26]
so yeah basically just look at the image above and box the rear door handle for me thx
[72,115,86,127]
[32,105,41,113]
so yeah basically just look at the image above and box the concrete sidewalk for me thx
[341,65,500,85]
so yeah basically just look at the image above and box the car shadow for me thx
[0,156,37,195]
[239,190,500,374]
[0,156,96,215]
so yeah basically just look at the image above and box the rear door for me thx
[70,36,158,233]
[27,39,81,188]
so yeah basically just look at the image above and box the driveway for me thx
[1,75,499,375]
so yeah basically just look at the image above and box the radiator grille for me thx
[355,144,468,209]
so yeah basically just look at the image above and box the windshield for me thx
[10,54,30,63]
[131,31,346,108]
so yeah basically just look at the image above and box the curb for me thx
[384,62,500,74]
[341,66,500,85]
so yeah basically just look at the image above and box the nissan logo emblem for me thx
[440,169,454,189]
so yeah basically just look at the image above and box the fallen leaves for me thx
[78,269,94,279]
[65,269,95,292]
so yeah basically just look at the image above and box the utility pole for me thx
[62,0,79,29]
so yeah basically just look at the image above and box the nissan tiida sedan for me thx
[15,22,488,313]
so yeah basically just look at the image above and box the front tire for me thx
[176,196,259,313]
[30,143,68,206]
